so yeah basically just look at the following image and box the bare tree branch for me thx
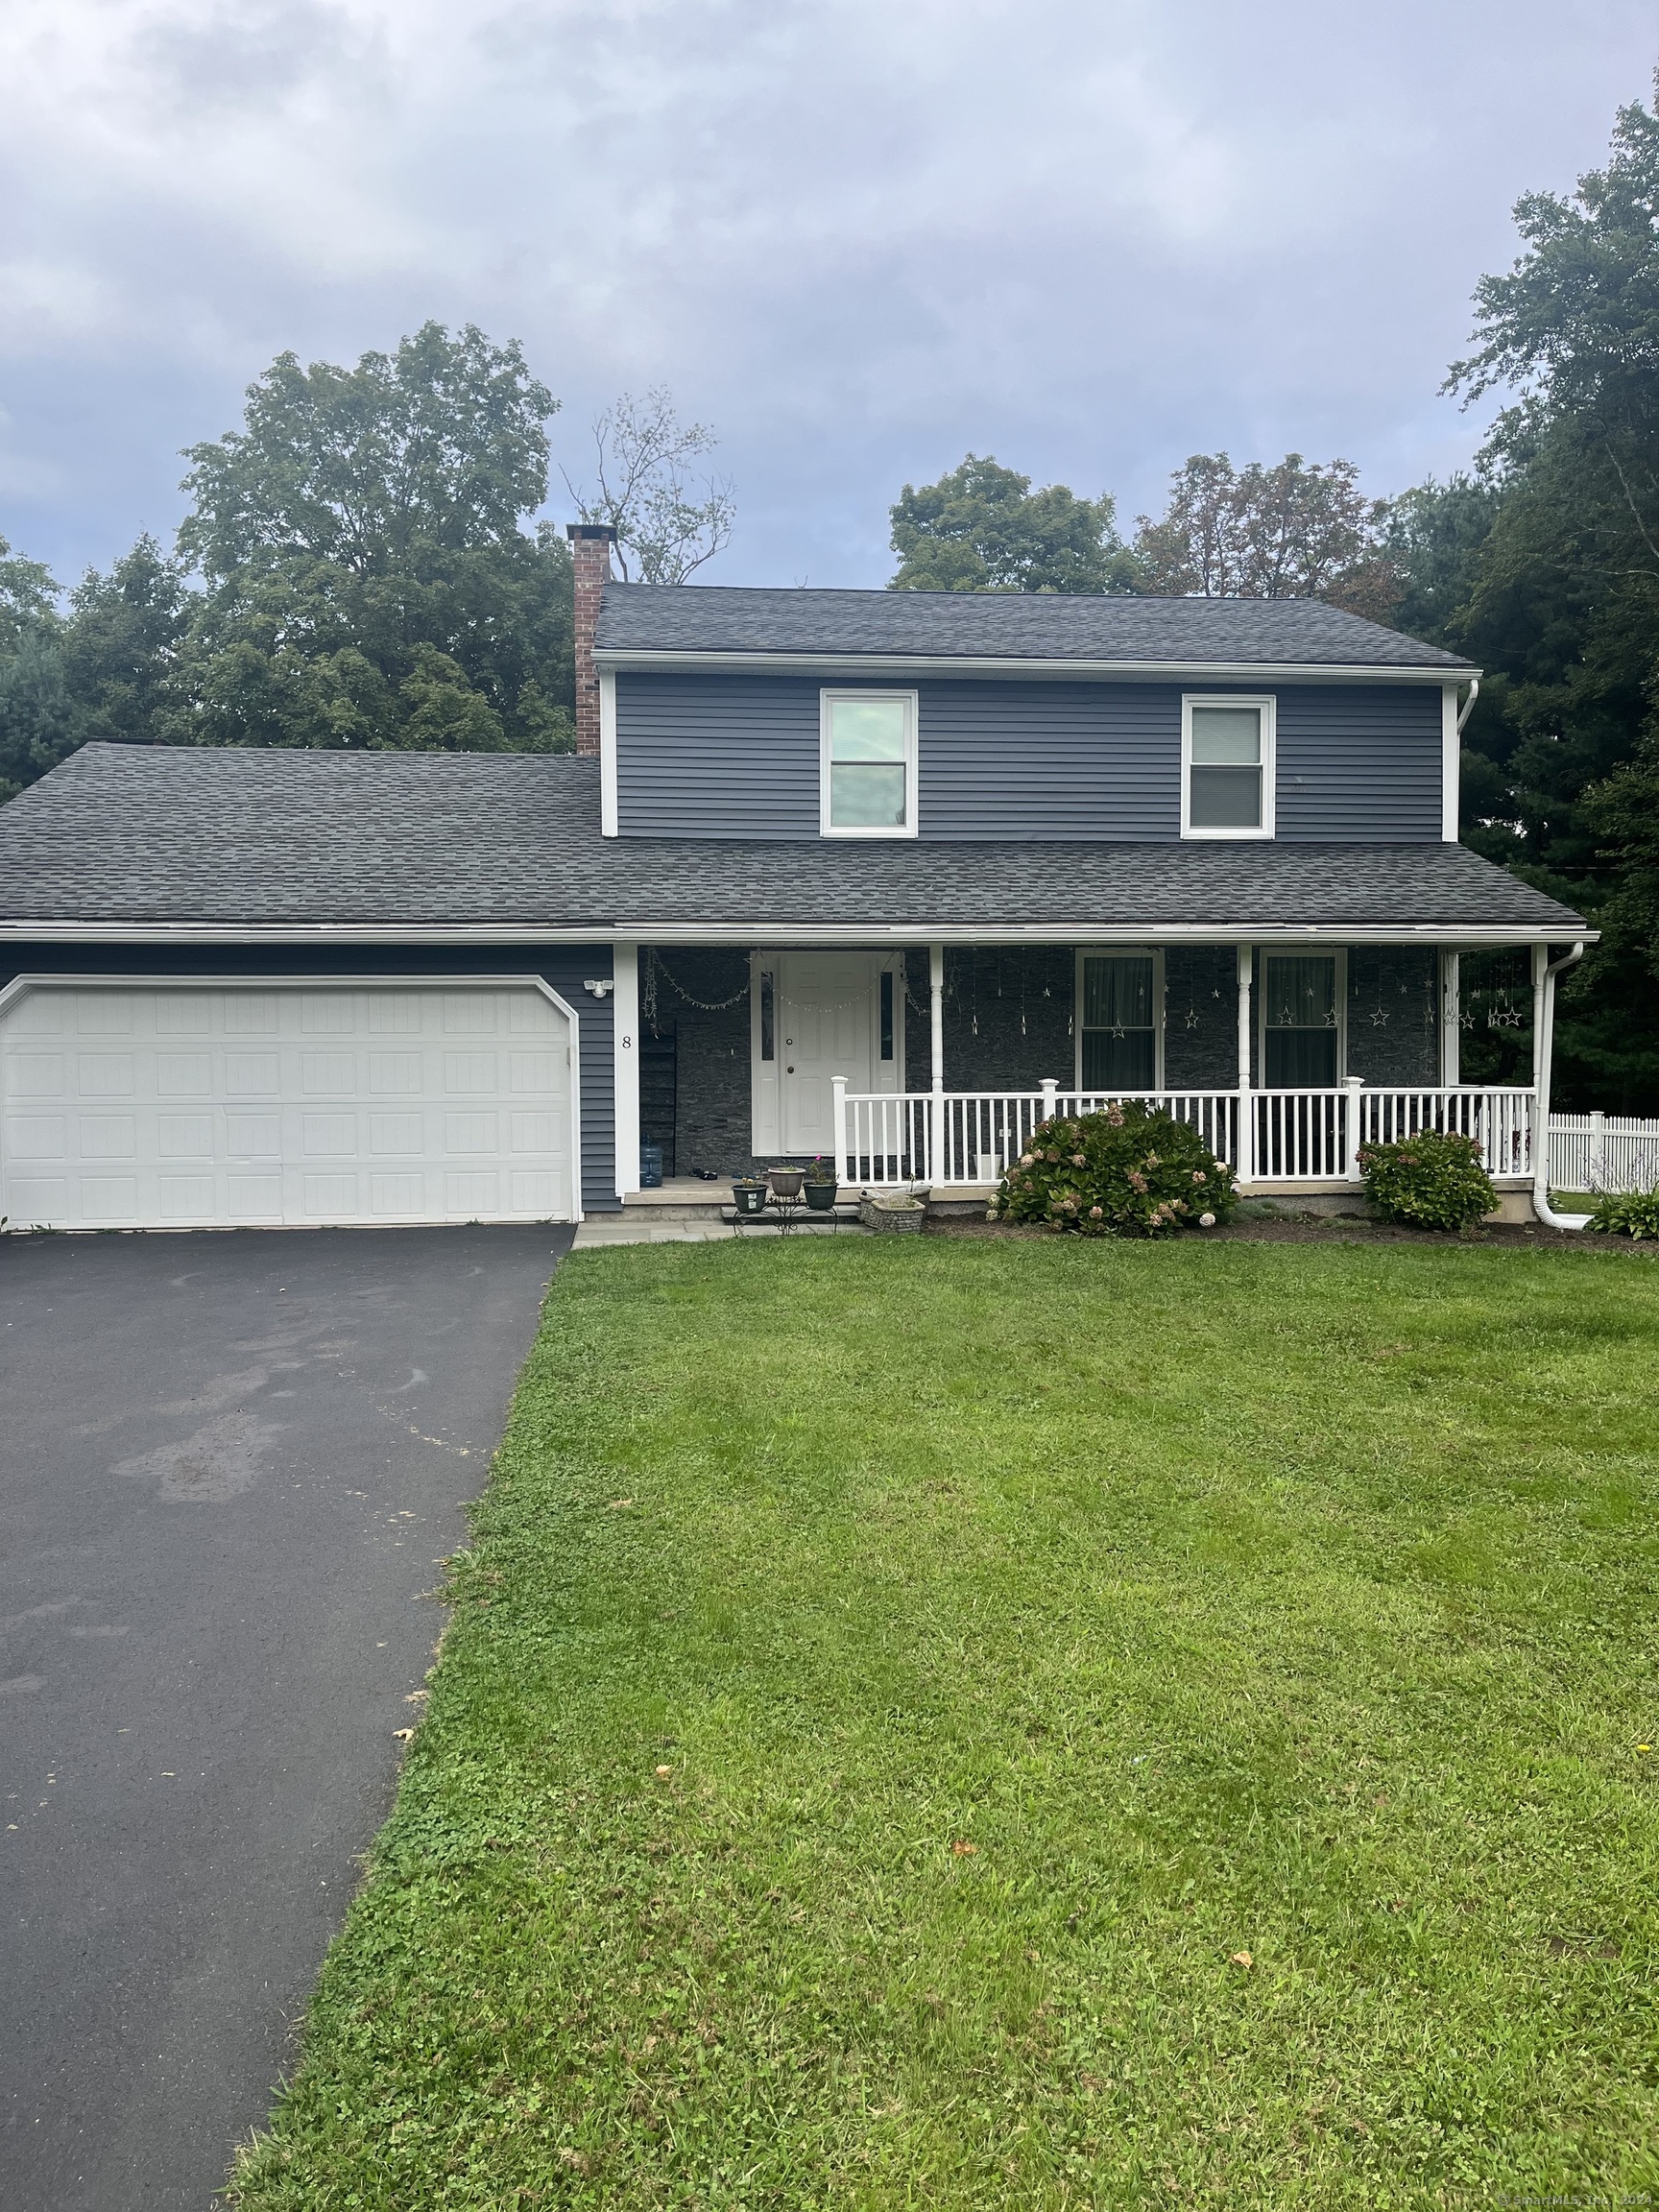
[563,388,735,583]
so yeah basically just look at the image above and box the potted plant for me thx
[767,1164,805,1200]
[803,1156,839,1211]
[732,1174,769,1215]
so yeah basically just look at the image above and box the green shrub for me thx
[997,1104,1236,1238]
[1586,1186,1659,1238]
[1358,1129,1496,1231]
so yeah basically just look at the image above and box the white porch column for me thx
[1530,942,1547,1093]
[1236,944,1254,1185]
[831,1074,850,1189]
[613,942,640,1197]
[1441,950,1461,1087]
[928,944,945,1184]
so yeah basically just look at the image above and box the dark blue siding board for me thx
[0,941,620,1215]
[916,680,1178,838]
[1272,685,1443,843]
[617,674,820,836]
[617,671,1447,844]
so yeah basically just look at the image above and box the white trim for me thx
[819,688,919,839]
[612,943,638,1195]
[1257,947,1346,1085]
[0,920,1594,949]
[1181,693,1276,840]
[750,949,780,1157]
[1073,948,1164,1091]
[1440,949,1460,1086]
[594,649,1478,686]
[1441,683,1460,842]
[0,971,585,1228]
[599,669,619,837]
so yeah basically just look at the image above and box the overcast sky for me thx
[1,0,1654,593]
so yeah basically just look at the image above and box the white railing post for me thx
[928,945,945,1184]
[1040,1076,1058,1124]
[831,1074,849,1188]
[1591,1108,1606,1191]
[1236,945,1254,1185]
[1343,1075,1364,1184]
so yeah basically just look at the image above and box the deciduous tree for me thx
[888,455,1139,594]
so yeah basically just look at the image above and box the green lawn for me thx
[232,1238,1659,2208]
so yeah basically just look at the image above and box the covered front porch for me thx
[613,938,1567,1205]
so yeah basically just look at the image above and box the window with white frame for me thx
[1262,953,1339,1086]
[1183,695,1275,838]
[820,691,918,837]
[1080,953,1159,1092]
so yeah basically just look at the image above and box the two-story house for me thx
[0,524,1588,1235]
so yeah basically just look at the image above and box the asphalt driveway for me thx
[0,1223,570,2211]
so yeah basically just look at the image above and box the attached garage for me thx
[0,976,581,1231]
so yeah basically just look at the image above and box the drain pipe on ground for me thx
[1531,939,1589,1230]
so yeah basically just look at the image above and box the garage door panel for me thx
[228,1112,280,1158]
[2,981,574,1230]
[158,1115,214,1159]
[84,1117,137,1159]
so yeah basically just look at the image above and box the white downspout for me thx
[1531,940,1587,1230]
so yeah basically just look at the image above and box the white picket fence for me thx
[833,1080,1538,1190]
[1549,1113,1659,1195]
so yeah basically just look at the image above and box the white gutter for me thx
[1532,939,1589,1230]
[1455,677,1481,733]
[0,920,1597,950]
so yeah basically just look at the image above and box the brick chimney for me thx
[566,522,616,757]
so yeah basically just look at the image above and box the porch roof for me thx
[0,744,1585,940]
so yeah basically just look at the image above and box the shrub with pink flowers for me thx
[995,1103,1237,1238]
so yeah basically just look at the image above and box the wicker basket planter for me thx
[858,1194,925,1234]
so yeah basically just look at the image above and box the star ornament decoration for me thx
[1369,1005,1391,1027]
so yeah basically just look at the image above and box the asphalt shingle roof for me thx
[0,745,1582,934]
[595,584,1477,671]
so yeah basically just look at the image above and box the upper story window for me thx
[1182,695,1275,839]
[820,690,919,838]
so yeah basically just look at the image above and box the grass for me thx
[231,1238,1659,2208]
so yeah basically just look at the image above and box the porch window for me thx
[1081,954,1158,1091]
[1183,696,1275,838]
[1262,954,1338,1086]
[820,691,919,837]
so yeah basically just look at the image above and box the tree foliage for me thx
[1421,82,1659,1112]
[1133,452,1398,617]
[888,455,1140,593]
[172,324,575,753]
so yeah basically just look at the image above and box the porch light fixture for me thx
[584,978,614,998]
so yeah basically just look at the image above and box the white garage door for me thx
[0,979,578,1230]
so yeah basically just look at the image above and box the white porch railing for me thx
[1549,1112,1659,1194]
[832,1080,1537,1189]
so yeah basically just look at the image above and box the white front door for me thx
[778,953,878,1156]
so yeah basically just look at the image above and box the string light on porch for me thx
[640,950,751,1031]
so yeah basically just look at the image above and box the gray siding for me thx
[0,941,620,1215]
[615,672,1446,843]
[1275,685,1443,842]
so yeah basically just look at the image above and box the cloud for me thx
[0,0,1653,587]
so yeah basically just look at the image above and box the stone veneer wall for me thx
[649,942,1444,1179]
[645,949,754,1177]
[1344,947,1441,1087]
[1161,947,1240,1089]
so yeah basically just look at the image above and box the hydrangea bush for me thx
[1358,1129,1497,1231]
[996,1103,1236,1238]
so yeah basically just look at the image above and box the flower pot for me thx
[767,1167,805,1199]
[732,1183,768,1215]
[804,1182,838,1211]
